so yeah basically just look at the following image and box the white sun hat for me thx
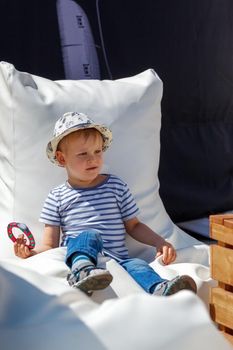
[46,112,112,165]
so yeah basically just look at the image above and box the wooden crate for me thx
[210,214,233,346]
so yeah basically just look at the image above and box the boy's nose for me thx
[87,154,95,161]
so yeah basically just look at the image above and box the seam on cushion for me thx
[7,63,16,220]
[0,62,15,220]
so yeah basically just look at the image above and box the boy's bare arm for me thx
[14,224,60,259]
[124,217,176,265]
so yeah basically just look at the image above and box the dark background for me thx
[1,0,233,222]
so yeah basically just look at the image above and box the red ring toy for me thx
[7,222,35,249]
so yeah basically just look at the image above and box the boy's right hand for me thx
[14,234,33,259]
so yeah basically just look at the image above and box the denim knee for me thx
[66,230,103,267]
[120,258,149,270]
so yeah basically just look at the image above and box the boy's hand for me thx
[14,234,33,259]
[156,241,176,265]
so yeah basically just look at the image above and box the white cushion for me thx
[0,264,230,350]
[0,61,200,259]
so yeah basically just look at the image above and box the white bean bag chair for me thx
[0,62,229,349]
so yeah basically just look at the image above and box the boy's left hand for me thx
[155,241,176,265]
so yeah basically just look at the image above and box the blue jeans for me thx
[65,231,166,294]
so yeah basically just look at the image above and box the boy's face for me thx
[55,130,104,187]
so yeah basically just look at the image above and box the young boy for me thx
[14,112,197,296]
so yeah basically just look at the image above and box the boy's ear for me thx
[55,151,66,166]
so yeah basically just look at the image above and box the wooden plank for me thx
[210,223,233,246]
[211,245,233,286]
[210,215,233,225]
[224,219,233,230]
[210,287,233,329]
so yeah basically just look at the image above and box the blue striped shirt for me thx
[39,174,139,260]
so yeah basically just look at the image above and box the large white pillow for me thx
[0,61,199,259]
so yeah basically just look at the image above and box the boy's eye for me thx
[77,152,87,157]
[95,149,102,154]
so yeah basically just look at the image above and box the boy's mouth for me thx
[86,166,98,170]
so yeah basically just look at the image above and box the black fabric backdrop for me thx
[1,0,233,222]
